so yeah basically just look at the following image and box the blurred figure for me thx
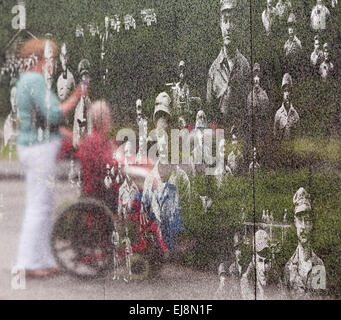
[311,0,330,31]
[275,0,292,22]
[75,100,119,203]
[15,38,83,278]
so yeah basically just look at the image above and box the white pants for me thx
[16,138,61,269]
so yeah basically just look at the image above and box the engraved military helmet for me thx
[293,187,312,215]
[287,12,296,25]
[220,0,237,12]
[153,92,171,123]
[78,59,90,76]
[255,230,270,254]
[281,73,292,89]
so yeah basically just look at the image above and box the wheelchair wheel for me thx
[51,198,115,280]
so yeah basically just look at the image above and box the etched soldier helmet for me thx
[293,187,312,215]
[195,110,207,129]
[179,60,185,68]
[153,92,171,122]
[323,42,329,51]
[281,73,292,89]
[220,0,237,12]
[287,12,296,25]
[78,59,90,76]
[255,230,270,253]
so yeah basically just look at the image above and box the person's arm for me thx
[60,84,85,116]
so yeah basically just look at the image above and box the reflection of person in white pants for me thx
[17,139,61,270]
[15,38,84,278]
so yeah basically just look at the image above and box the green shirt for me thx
[16,72,62,146]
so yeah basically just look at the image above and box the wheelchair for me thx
[51,160,168,281]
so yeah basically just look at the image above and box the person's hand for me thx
[59,126,73,140]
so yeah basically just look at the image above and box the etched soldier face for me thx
[288,26,294,39]
[314,39,320,51]
[267,0,273,8]
[10,87,17,113]
[253,74,260,88]
[323,47,329,60]
[220,7,237,48]
[283,87,290,104]
[295,211,313,245]
[105,16,109,29]
[255,249,271,286]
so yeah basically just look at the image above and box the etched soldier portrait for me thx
[73,59,91,148]
[241,229,272,300]
[247,63,271,161]
[283,13,302,59]
[226,127,244,175]
[273,73,299,140]
[275,0,292,21]
[319,42,335,81]
[310,35,324,67]
[3,85,19,152]
[284,187,327,299]
[311,0,330,32]
[262,0,278,35]
[57,43,75,101]
[206,0,251,132]
[171,60,191,118]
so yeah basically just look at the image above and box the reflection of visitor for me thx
[15,38,83,278]
[284,187,326,299]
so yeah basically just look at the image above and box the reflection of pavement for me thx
[0,179,219,300]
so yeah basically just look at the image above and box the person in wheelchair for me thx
[75,100,120,208]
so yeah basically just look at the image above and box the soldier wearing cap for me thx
[310,35,324,68]
[319,42,335,81]
[273,73,299,141]
[284,187,326,299]
[240,229,272,300]
[247,63,271,162]
[57,43,75,102]
[73,59,92,148]
[171,60,191,119]
[284,13,302,58]
[206,0,251,132]
[153,92,171,132]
